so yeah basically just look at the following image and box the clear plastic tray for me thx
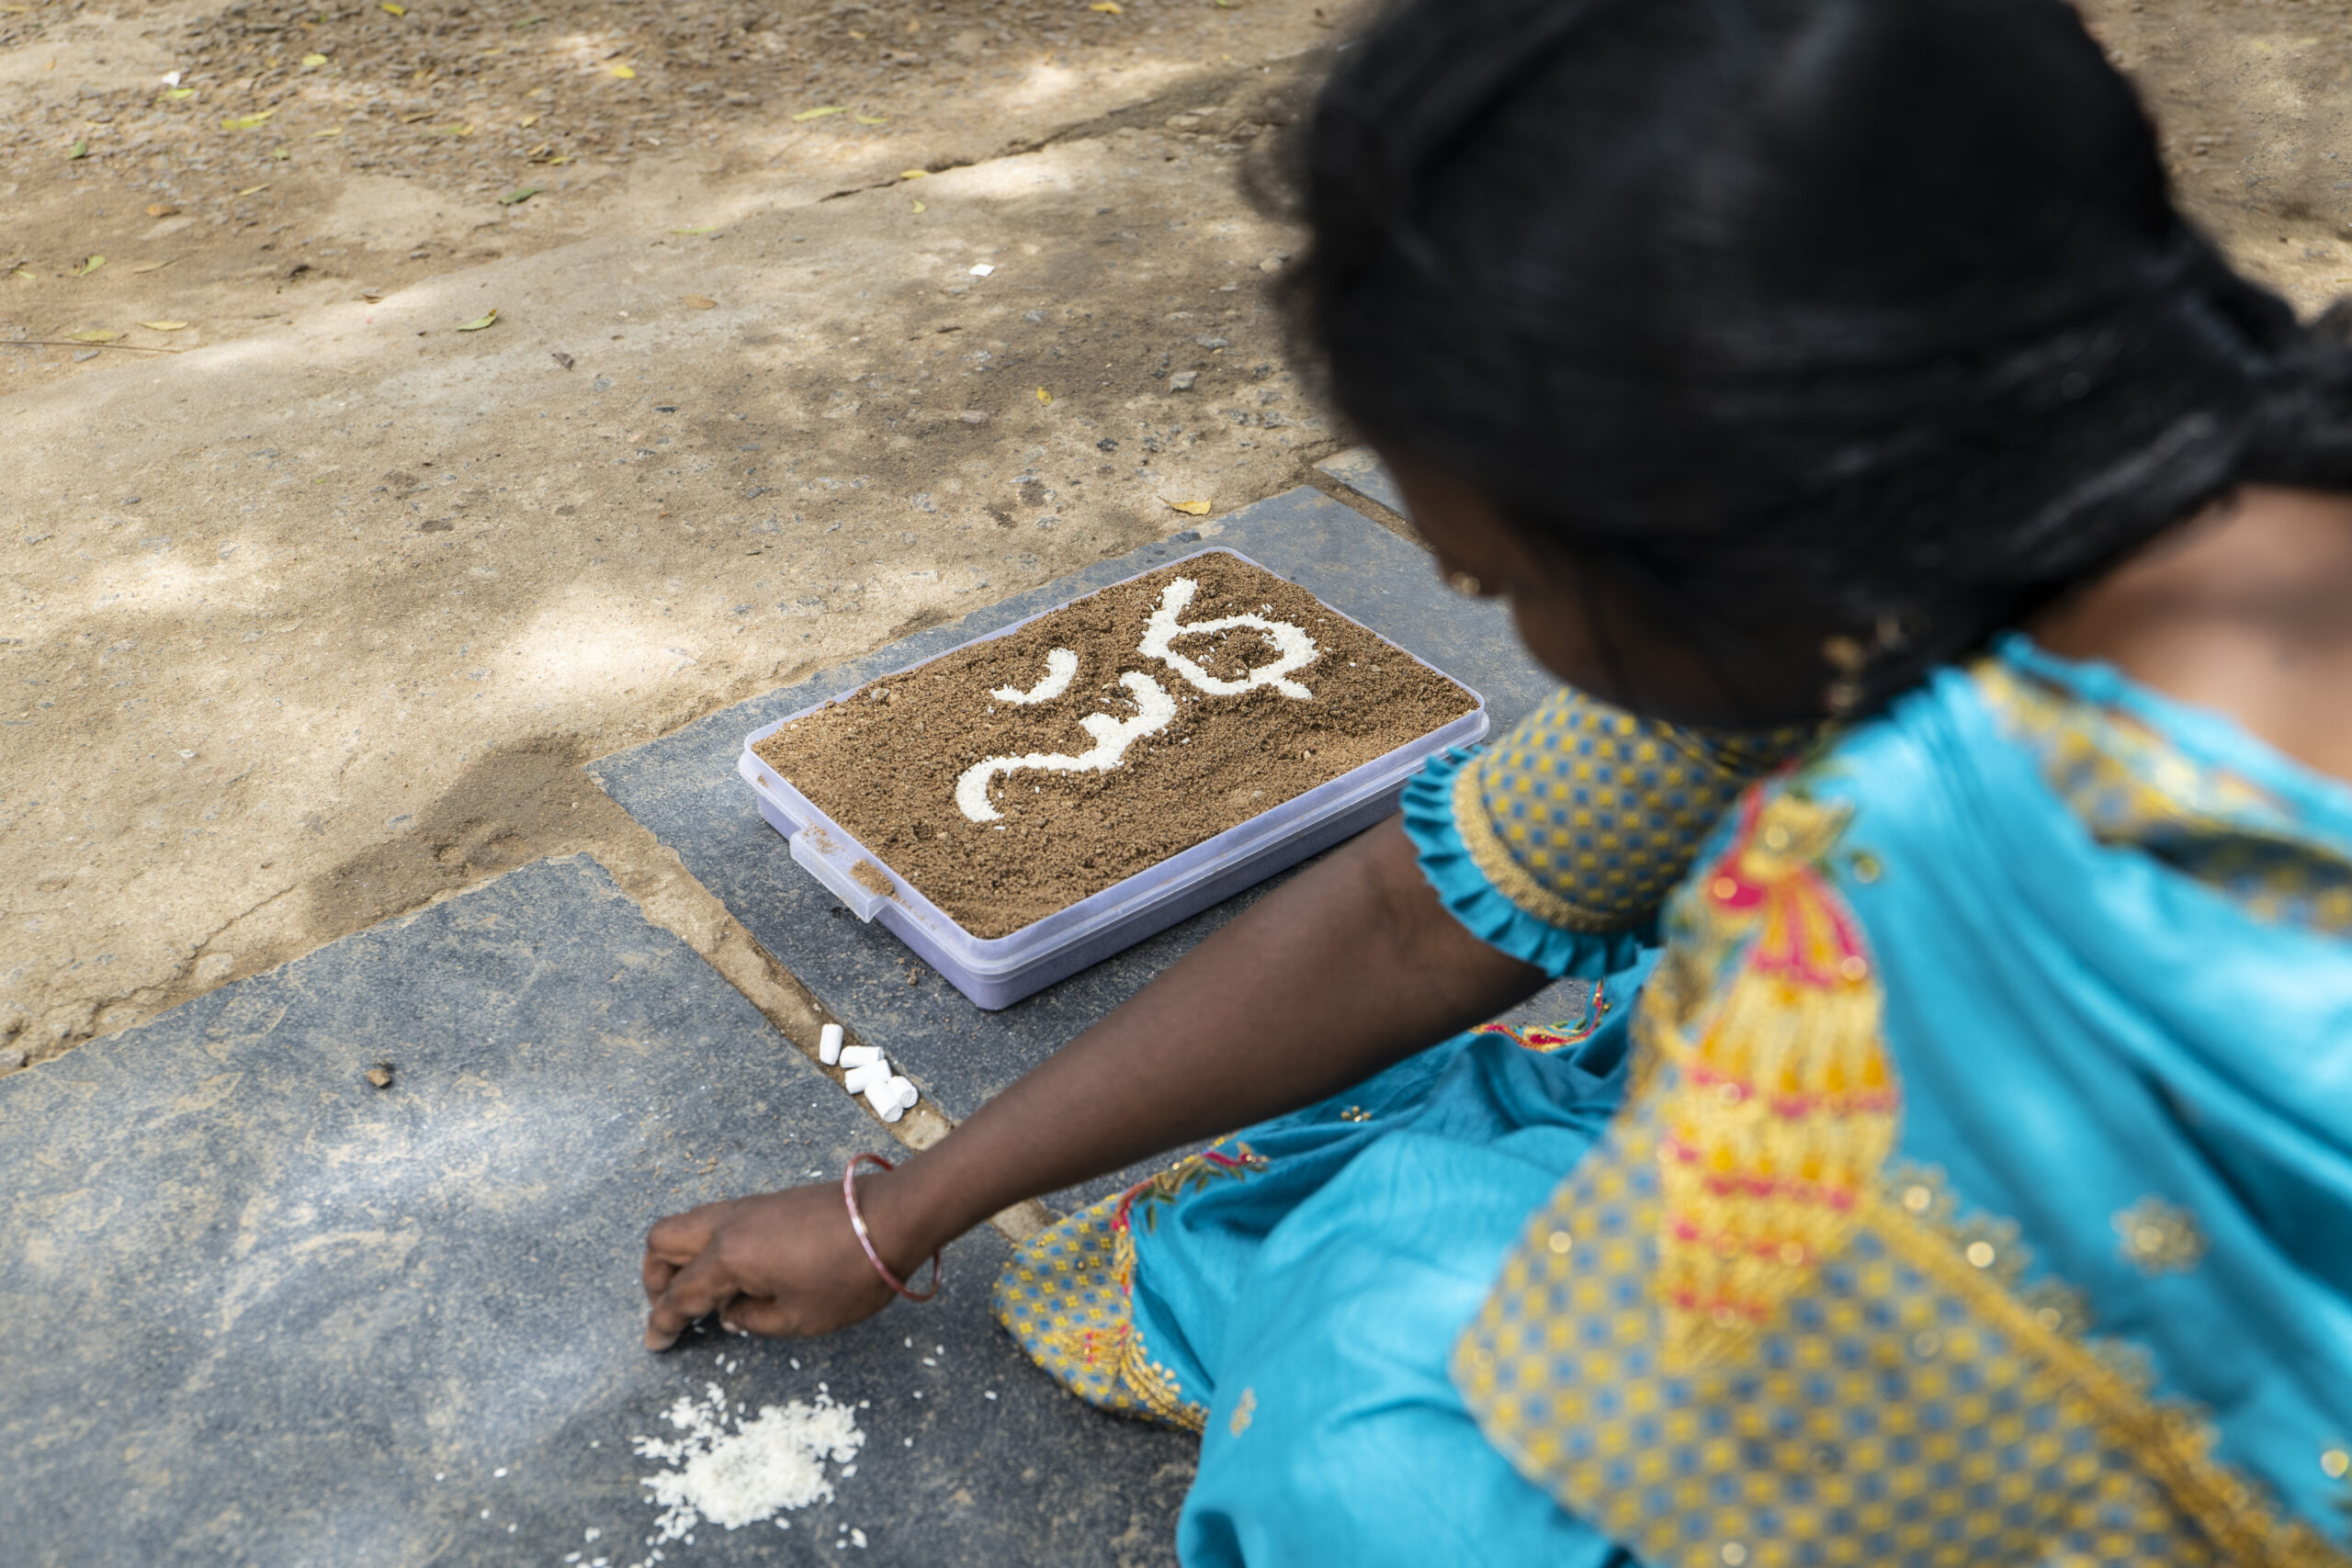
[736,549,1489,1009]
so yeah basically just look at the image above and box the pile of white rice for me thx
[627,1381,865,1554]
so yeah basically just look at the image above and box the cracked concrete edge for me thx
[1010,50,1329,156]
[574,780,1057,1245]
[1306,466,1419,545]
[811,51,1328,209]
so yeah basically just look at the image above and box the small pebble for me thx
[819,1022,844,1065]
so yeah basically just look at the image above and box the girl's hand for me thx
[640,1179,903,1349]
[638,818,1548,1355]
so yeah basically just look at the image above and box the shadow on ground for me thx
[0,856,1193,1568]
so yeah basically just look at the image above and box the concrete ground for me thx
[3,0,2352,1555]
[5,0,2350,1071]
[5,0,1352,1066]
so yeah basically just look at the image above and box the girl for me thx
[644,0,2352,1561]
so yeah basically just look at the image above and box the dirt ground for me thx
[4,0,2350,1072]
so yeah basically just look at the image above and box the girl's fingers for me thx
[642,1205,724,1300]
[645,1253,737,1351]
[718,1295,794,1338]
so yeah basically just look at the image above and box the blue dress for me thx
[993,643,2352,1566]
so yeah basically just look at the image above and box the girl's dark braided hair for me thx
[1283,0,2352,714]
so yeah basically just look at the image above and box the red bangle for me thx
[842,1153,942,1303]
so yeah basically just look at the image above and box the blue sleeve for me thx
[1401,746,1654,981]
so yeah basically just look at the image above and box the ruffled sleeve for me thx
[1403,747,1648,978]
[1401,687,1807,980]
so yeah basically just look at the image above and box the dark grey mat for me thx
[0,857,1194,1568]
[592,488,1554,1162]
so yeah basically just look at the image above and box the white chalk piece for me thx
[969,263,995,276]
[886,1076,918,1111]
[819,1022,844,1066]
[838,1044,884,1070]
[843,1060,892,1096]
[864,1079,905,1122]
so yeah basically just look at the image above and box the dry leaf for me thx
[147,203,178,218]
[159,87,195,101]
[309,126,344,139]
[455,308,498,332]
[77,254,104,276]
[792,105,846,122]
[379,2,405,14]
[130,258,177,274]
[69,330,123,344]
[910,199,926,213]
[141,321,190,332]
[900,169,928,180]
[220,108,277,130]
[8,267,33,282]
[671,225,717,236]
[499,186,544,206]
[608,62,636,78]
[682,295,718,310]
[1161,497,1213,516]
[300,51,327,66]
[854,115,888,125]
[1035,386,1053,405]
[235,184,269,197]
[519,114,539,129]
[1092,1,1124,11]
[69,140,87,159]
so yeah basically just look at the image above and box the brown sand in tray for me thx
[752,551,1477,939]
